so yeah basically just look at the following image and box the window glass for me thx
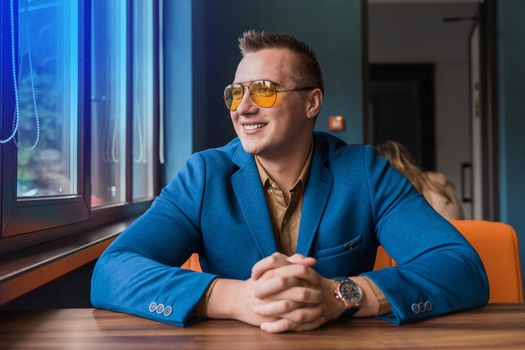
[132,0,154,201]
[91,0,126,207]
[16,0,78,197]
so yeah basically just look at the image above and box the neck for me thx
[256,134,313,191]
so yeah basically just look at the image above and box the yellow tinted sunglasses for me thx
[224,80,314,111]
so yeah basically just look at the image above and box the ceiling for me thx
[368,1,479,62]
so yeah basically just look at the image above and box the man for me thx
[91,31,488,333]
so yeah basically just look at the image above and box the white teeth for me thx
[243,123,266,130]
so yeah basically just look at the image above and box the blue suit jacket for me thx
[91,132,489,326]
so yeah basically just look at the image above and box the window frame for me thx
[0,0,160,254]
[2,0,90,237]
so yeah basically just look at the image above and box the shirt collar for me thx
[255,142,314,192]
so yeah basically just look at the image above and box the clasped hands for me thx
[232,252,345,333]
[201,253,377,332]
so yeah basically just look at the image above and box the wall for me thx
[497,0,525,283]
[162,0,194,183]
[434,61,470,215]
[163,0,364,181]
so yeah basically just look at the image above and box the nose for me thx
[235,86,258,115]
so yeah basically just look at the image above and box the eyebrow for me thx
[232,79,282,86]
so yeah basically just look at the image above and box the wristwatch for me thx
[333,278,364,317]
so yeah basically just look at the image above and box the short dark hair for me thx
[238,30,324,93]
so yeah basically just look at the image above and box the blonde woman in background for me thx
[376,140,465,221]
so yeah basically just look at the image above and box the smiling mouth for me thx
[242,123,267,131]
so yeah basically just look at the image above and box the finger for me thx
[260,318,297,333]
[286,254,317,266]
[254,275,310,298]
[252,254,317,281]
[255,265,321,297]
[251,252,290,280]
[260,316,326,333]
[290,316,326,332]
[255,301,325,323]
[279,304,326,324]
[253,299,301,316]
[263,286,323,304]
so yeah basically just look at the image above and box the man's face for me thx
[230,48,316,158]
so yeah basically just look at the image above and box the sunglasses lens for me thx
[224,84,243,111]
[224,81,277,110]
[250,81,276,108]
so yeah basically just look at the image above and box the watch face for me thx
[340,281,363,304]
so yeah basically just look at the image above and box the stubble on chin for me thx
[239,140,259,156]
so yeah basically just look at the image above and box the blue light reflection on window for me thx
[132,0,154,201]
[16,0,78,197]
[91,0,127,207]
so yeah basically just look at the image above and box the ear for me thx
[305,88,323,120]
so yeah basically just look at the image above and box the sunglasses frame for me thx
[224,80,315,111]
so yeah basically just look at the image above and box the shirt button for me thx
[163,305,173,317]
[411,303,420,314]
[156,303,165,314]
[149,302,157,313]
[424,301,432,312]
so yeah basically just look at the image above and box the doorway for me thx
[369,64,435,171]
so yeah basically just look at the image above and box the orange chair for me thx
[181,253,202,272]
[182,220,523,303]
[373,245,394,271]
[451,220,523,303]
[374,220,523,303]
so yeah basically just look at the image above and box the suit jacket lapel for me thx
[295,138,333,256]
[231,144,278,258]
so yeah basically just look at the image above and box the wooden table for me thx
[1,304,524,349]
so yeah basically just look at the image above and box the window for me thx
[0,0,160,249]
[16,0,78,198]
[132,0,155,201]
[91,0,127,207]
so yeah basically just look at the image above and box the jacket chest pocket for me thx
[313,234,365,278]
[313,234,363,259]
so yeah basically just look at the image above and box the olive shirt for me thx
[254,150,311,256]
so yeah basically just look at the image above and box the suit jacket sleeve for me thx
[359,147,489,324]
[90,153,218,327]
